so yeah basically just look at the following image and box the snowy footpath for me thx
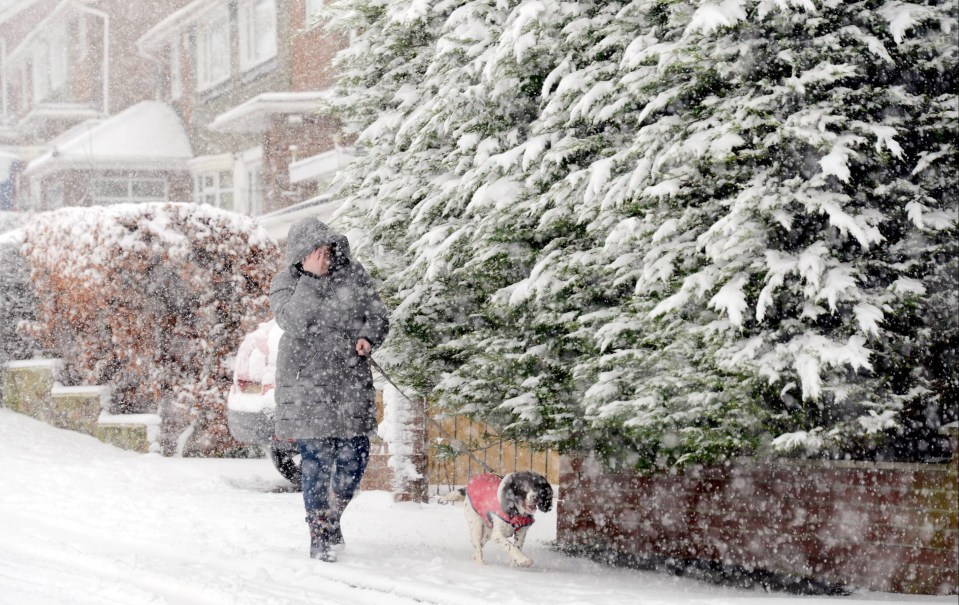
[0,408,952,605]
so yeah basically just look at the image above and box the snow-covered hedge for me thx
[0,214,45,403]
[21,203,280,455]
[321,0,958,466]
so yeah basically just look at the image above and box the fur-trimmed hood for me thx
[284,216,352,271]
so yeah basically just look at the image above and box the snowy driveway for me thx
[0,408,952,605]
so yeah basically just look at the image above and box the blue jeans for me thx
[298,436,370,511]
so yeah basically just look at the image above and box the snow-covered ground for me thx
[0,408,952,605]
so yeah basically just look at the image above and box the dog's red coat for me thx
[466,473,535,529]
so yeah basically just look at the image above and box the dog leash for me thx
[367,356,495,474]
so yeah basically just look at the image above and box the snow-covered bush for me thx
[322,0,958,467]
[22,203,280,455]
[0,214,45,403]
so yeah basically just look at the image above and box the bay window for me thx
[92,178,168,205]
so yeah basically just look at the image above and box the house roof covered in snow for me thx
[138,0,219,53]
[24,101,193,178]
[208,92,331,134]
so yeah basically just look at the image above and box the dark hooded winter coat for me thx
[269,217,390,440]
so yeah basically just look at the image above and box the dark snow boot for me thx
[305,510,336,562]
[328,497,349,547]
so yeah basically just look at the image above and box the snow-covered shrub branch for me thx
[322,0,958,467]
[22,203,280,455]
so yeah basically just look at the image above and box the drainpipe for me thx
[74,4,109,115]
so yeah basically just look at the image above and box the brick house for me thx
[1,0,351,229]
[135,0,350,237]
[0,0,198,210]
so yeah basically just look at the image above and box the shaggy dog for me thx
[440,472,553,568]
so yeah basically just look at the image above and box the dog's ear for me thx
[498,473,520,516]
[536,476,554,513]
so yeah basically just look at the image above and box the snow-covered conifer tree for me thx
[323,0,957,467]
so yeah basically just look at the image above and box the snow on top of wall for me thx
[25,102,192,176]
[51,384,111,397]
[3,358,63,369]
[97,412,161,426]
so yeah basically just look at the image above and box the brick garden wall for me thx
[557,456,958,595]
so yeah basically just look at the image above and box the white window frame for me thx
[238,0,277,72]
[44,179,64,211]
[19,67,30,108]
[91,177,168,205]
[32,41,50,102]
[169,39,182,101]
[196,5,231,91]
[194,170,234,211]
[234,146,264,216]
[49,26,69,93]
[78,15,87,59]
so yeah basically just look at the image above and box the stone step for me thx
[3,359,159,454]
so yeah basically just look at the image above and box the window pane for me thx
[32,41,50,101]
[131,180,166,199]
[169,41,182,100]
[93,179,128,198]
[212,27,229,77]
[49,26,68,90]
[240,0,277,69]
[255,0,277,60]
[219,192,234,210]
[249,169,262,209]
[198,7,230,88]
[219,171,233,188]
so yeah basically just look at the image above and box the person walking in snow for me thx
[270,217,390,562]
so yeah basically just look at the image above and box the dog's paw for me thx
[510,557,533,568]
[471,553,485,565]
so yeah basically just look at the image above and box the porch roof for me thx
[24,101,193,178]
[208,91,330,134]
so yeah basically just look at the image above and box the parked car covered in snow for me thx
[227,319,301,484]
